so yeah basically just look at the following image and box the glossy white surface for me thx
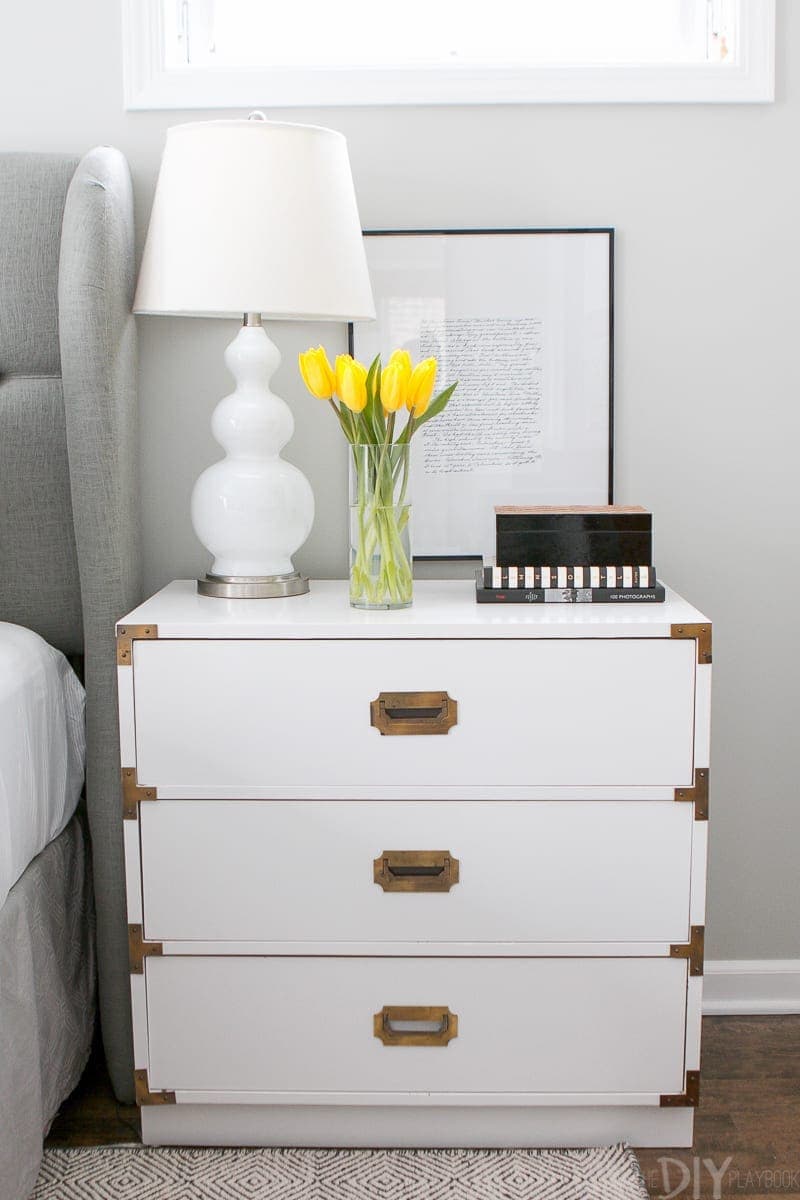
[146,955,688,1096]
[189,324,314,578]
[140,800,693,945]
[131,974,149,1071]
[694,663,712,769]
[686,976,704,1072]
[133,637,696,793]
[120,578,709,640]
[123,820,143,925]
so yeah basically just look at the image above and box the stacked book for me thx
[477,564,664,604]
[477,506,665,605]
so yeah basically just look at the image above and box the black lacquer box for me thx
[495,506,653,567]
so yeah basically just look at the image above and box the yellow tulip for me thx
[380,359,409,413]
[406,357,437,417]
[335,354,368,413]
[387,348,413,376]
[298,346,336,400]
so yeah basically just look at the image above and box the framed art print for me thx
[350,229,614,559]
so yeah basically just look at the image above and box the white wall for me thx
[1,1,798,962]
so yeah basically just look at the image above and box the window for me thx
[123,0,775,110]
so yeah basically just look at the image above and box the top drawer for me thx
[132,637,696,795]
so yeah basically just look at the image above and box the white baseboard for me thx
[703,960,800,1014]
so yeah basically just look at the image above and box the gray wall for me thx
[2,1,798,962]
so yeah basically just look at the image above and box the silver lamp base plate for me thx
[197,572,310,599]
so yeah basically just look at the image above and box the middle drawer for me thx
[139,800,693,945]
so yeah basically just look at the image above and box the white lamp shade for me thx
[134,118,375,321]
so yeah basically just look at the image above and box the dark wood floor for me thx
[637,1017,800,1198]
[46,1016,800,1198]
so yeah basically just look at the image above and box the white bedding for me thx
[0,623,86,909]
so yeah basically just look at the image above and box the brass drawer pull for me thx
[373,850,460,893]
[370,691,457,736]
[373,1005,458,1047]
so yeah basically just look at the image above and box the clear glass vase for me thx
[349,442,412,609]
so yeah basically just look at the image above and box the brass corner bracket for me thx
[660,1069,700,1108]
[129,924,164,974]
[134,1068,175,1106]
[670,926,705,977]
[671,622,712,665]
[675,767,709,821]
[116,622,158,667]
[122,767,158,820]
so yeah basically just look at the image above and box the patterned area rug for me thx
[35,1145,648,1198]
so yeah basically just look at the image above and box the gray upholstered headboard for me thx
[0,153,83,649]
[0,148,142,1102]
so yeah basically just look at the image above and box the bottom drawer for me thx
[146,956,687,1097]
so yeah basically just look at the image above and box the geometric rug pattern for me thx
[35,1144,649,1199]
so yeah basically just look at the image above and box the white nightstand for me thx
[117,580,711,1148]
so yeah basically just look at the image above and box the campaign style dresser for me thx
[117,580,711,1148]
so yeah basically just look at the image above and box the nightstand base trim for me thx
[141,1102,694,1148]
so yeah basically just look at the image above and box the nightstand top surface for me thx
[119,580,710,640]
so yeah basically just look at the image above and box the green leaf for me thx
[365,354,380,403]
[327,397,354,443]
[360,354,384,444]
[402,382,458,439]
[372,361,386,438]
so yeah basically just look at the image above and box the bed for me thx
[0,149,141,1199]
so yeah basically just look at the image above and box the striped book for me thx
[479,568,666,600]
[483,565,657,590]
[476,582,666,605]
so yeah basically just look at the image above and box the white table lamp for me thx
[134,114,375,598]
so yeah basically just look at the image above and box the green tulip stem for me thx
[397,419,414,507]
[350,441,412,608]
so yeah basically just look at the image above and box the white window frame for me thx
[122,0,775,111]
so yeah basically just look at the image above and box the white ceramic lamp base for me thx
[191,317,314,598]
